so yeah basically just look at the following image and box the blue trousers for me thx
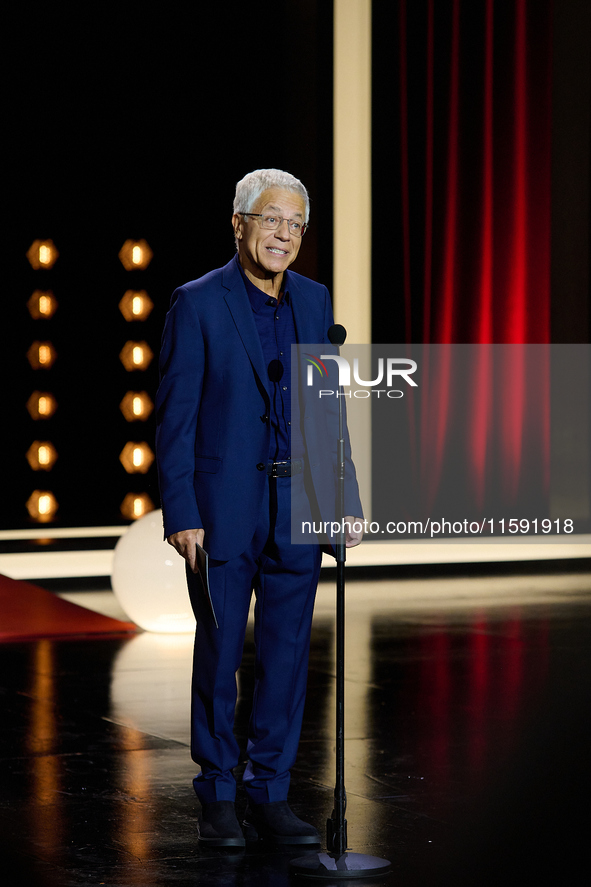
[187,474,322,805]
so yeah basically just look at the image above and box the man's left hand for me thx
[345,516,364,548]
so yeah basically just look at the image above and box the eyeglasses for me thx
[240,213,308,237]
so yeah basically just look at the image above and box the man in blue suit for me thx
[156,169,363,848]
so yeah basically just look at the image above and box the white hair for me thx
[233,168,310,222]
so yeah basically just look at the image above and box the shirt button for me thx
[256,463,265,471]
[282,386,287,391]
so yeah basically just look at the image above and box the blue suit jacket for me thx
[155,256,362,561]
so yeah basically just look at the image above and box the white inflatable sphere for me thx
[111,509,196,633]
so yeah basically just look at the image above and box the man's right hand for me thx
[167,528,205,574]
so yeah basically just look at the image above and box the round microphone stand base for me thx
[289,850,391,879]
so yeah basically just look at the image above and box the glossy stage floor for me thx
[2,562,591,886]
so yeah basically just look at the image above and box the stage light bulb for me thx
[119,341,153,371]
[119,441,155,474]
[27,342,57,370]
[26,490,59,523]
[26,440,58,471]
[119,391,153,421]
[27,392,58,420]
[120,492,155,520]
[118,239,153,271]
[26,240,59,270]
[27,290,58,319]
[118,290,154,321]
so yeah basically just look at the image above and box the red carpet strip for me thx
[0,573,137,642]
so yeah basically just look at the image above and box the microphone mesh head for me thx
[328,324,347,345]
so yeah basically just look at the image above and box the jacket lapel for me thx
[221,259,326,410]
[287,270,331,399]
[221,258,269,408]
[288,271,325,347]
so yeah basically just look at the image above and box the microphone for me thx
[328,324,347,346]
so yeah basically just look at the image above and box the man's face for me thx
[233,188,306,279]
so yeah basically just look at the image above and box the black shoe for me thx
[198,800,246,848]
[242,801,321,846]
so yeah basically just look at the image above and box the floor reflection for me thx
[0,574,590,885]
[109,630,194,743]
[27,640,64,869]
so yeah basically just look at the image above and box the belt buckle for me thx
[268,460,290,477]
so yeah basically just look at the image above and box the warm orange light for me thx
[26,490,59,523]
[26,240,59,270]
[27,290,58,319]
[118,239,153,271]
[119,442,155,474]
[120,492,155,520]
[27,341,57,369]
[119,340,153,371]
[118,289,154,321]
[133,395,147,416]
[119,391,154,422]
[27,391,58,420]
[26,441,58,471]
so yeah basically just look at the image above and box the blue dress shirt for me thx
[239,263,305,461]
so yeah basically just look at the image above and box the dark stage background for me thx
[3,0,590,531]
[369,0,590,534]
[3,1,334,529]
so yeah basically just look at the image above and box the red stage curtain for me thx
[391,0,553,345]
[372,0,553,522]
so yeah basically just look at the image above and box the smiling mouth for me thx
[267,248,288,255]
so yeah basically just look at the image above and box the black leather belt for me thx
[267,459,303,477]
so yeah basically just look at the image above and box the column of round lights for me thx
[25,241,60,523]
[118,240,155,520]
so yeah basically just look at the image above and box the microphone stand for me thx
[327,389,348,856]
[290,329,391,879]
